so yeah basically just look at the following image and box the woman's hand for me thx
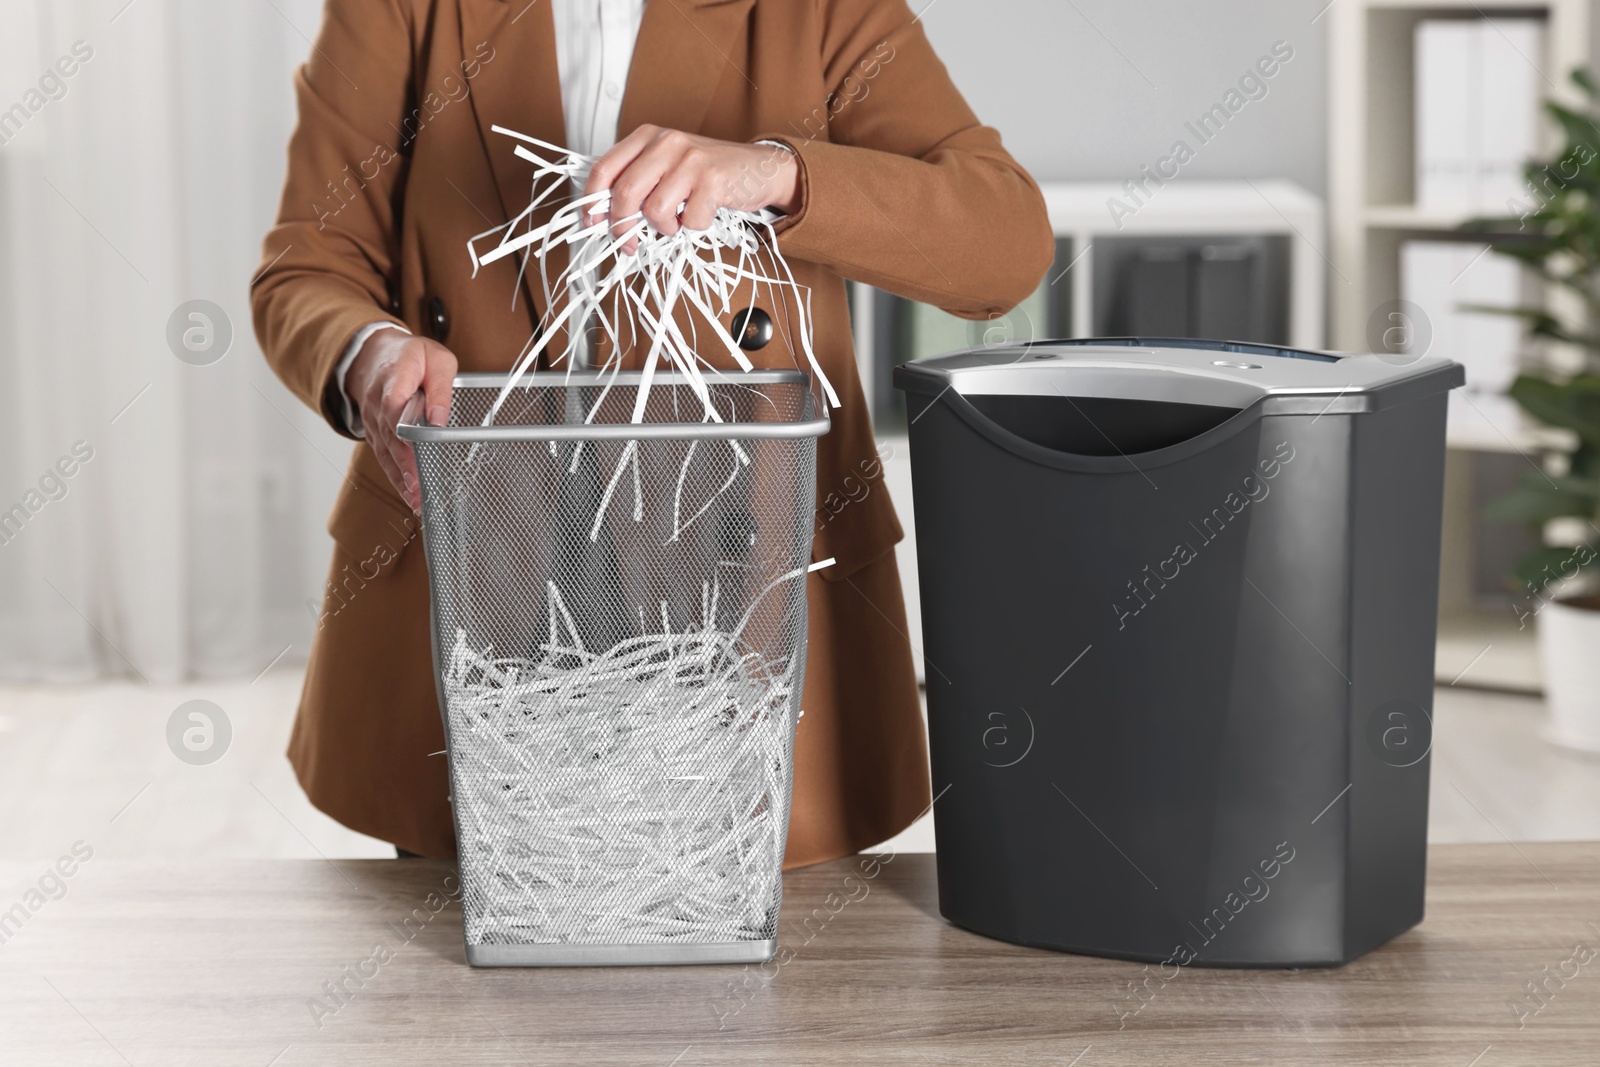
[584,126,800,254]
[345,329,457,514]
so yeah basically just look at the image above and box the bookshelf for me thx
[1328,0,1590,390]
[850,179,1326,415]
[852,181,1326,683]
[1328,0,1591,691]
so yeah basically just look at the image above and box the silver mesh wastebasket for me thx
[398,370,827,966]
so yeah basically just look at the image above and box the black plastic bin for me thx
[894,338,1463,967]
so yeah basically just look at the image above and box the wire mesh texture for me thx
[401,370,825,965]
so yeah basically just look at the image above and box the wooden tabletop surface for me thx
[2,844,1598,1066]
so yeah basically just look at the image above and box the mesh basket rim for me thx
[397,370,828,444]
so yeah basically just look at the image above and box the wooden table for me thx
[2,845,1598,1065]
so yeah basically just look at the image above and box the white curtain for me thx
[0,0,348,682]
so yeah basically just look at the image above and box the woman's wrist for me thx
[753,140,801,216]
[346,327,406,413]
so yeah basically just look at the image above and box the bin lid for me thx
[893,338,1464,415]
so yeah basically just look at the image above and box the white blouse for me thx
[553,0,647,158]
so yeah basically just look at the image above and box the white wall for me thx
[920,0,1329,196]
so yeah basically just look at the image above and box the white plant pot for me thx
[1538,599,1600,754]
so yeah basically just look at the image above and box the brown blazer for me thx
[251,0,1053,866]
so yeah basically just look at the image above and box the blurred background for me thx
[1,0,1598,860]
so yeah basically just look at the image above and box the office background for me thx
[0,0,1596,860]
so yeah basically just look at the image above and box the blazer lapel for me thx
[618,0,757,136]
[460,0,568,317]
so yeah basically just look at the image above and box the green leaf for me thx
[1483,483,1598,523]
[1457,66,1600,591]
[1543,471,1600,495]
[1510,542,1600,590]
[1454,305,1600,350]
[1508,374,1600,447]
[1571,444,1600,480]
[1543,100,1600,157]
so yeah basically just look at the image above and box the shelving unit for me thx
[1327,0,1589,369]
[1328,0,1590,692]
[1032,180,1327,348]
[851,179,1326,414]
[854,181,1326,684]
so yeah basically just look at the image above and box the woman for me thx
[252,0,1052,864]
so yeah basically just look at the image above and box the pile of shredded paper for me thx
[444,578,795,944]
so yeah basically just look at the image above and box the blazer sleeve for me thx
[763,0,1055,321]
[250,0,414,437]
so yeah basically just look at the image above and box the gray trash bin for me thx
[894,338,1463,967]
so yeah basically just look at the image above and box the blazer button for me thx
[426,296,449,343]
[731,307,773,351]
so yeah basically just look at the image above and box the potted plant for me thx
[1468,69,1600,752]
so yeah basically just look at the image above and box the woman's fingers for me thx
[584,129,800,255]
[641,160,697,238]
[363,404,414,512]
[370,392,413,512]
[352,336,430,513]
[376,348,422,433]
[607,132,689,244]
[383,352,428,511]
[419,339,458,428]
[394,392,426,513]
[345,329,460,513]
[678,180,723,233]
[373,436,415,513]
[588,125,671,242]
[582,123,657,201]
